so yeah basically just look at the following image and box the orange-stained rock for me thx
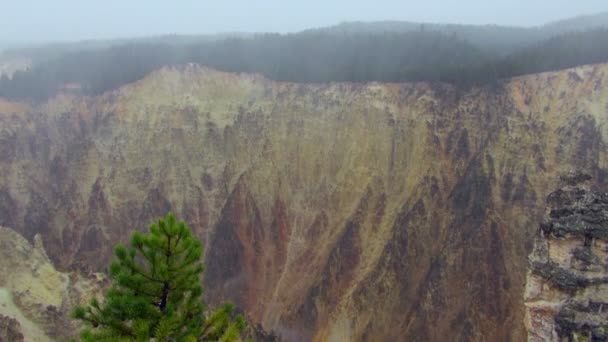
[0,63,608,340]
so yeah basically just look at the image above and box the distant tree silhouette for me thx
[1,28,607,101]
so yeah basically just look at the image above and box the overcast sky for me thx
[2,0,608,43]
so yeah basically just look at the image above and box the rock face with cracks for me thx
[0,227,106,341]
[525,174,608,341]
[0,314,24,342]
[0,63,608,340]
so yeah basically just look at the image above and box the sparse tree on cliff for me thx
[72,212,247,341]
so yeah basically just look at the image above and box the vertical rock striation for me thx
[0,63,607,340]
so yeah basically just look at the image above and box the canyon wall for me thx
[0,63,607,340]
[525,174,608,341]
[0,227,106,341]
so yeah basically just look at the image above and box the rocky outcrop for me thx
[0,227,107,341]
[525,173,608,341]
[0,63,607,340]
[0,314,24,342]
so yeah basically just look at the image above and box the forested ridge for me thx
[1,14,608,101]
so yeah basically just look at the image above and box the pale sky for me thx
[2,0,607,43]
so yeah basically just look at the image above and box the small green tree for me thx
[72,212,247,341]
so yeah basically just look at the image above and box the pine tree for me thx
[72,212,247,341]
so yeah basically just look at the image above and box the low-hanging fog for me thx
[2,0,608,44]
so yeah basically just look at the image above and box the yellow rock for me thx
[0,228,106,340]
[0,63,607,340]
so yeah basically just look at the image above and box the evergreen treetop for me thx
[72,212,247,341]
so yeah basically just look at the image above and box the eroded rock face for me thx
[0,227,107,341]
[0,314,24,342]
[525,176,608,341]
[0,64,607,341]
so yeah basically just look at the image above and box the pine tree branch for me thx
[170,257,198,274]
[132,287,161,298]
[170,247,197,274]
[129,246,165,284]
[81,314,102,327]
[173,231,183,251]
[84,311,135,338]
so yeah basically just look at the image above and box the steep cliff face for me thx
[0,227,106,341]
[0,63,607,341]
[525,173,608,341]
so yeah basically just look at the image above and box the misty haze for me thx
[0,1,608,341]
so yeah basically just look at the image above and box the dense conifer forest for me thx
[1,15,607,101]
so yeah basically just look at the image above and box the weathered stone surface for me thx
[0,63,607,340]
[560,171,593,187]
[525,177,608,341]
[0,227,107,341]
[0,314,24,342]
